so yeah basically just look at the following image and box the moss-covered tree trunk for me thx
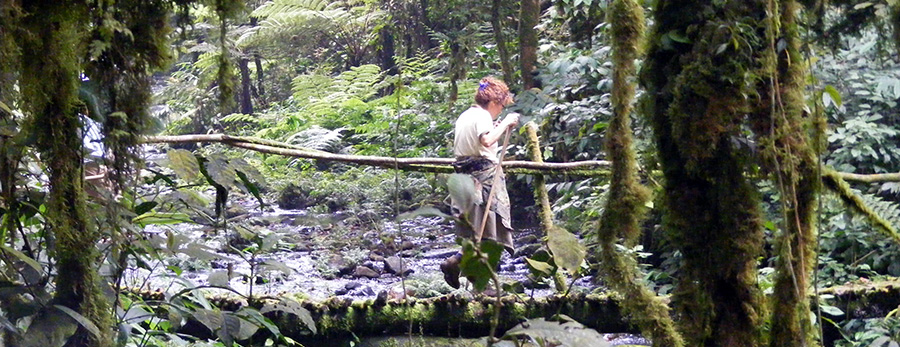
[594,1,683,346]
[755,1,821,345]
[18,1,113,346]
[642,1,768,345]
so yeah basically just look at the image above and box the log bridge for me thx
[144,134,900,183]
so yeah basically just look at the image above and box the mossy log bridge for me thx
[123,279,900,343]
[143,134,900,183]
[142,134,611,177]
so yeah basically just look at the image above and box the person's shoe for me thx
[440,253,462,289]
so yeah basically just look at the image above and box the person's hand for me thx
[504,113,520,129]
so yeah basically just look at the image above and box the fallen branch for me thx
[144,134,900,182]
[142,134,611,176]
[835,172,900,183]
[120,287,630,342]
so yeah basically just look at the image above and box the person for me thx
[441,76,519,289]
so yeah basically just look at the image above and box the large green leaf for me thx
[459,239,503,291]
[192,308,224,334]
[260,298,316,334]
[166,149,200,181]
[19,307,77,347]
[0,244,42,277]
[132,211,192,226]
[547,226,585,274]
[503,318,610,347]
[525,257,554,278]
[447,173,477,209]
[54,305,102,339]
[237,307,282,337]
[204,156,237,188]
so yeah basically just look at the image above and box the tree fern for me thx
[251,0,330,17]
[244,0,383,52]
[291,64,384,118]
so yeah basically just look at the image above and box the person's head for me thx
[474,77,513,117]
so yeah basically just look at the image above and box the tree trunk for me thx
[596,1,683,346]
[19,2,112,346]
[642,1,768,345]
[250,16,264,99]
[379,25,399,77]
[761,1,820,345]
[239,57,253,115]
[519,0,539,90]
[447,40,467,107]
[490,0,514,85]
[254,54,264,98]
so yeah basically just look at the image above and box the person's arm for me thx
[480,113,519,147]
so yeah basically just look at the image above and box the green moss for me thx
[756,2,821,345]
[594,1,683,346]
[17,2,113,346]
[642,1,770,345]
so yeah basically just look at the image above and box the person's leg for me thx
[442,200,487,288]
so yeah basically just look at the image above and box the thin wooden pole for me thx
[475,129,512,243]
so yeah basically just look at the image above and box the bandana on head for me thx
[478,81,488,91]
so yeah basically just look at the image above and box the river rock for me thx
[515,243,541,257]
[522,278,551,290]
[345,281,362,290]
[326,254,355,276]
[353,265,380,279]
[399,240,415,251]
[277,183,321,209]
[226,205,249,219]
[518,234,539,245]
[383,256,413,276]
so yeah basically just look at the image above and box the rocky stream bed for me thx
[119,197,648,346]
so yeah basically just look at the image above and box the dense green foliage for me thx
[3,0,900,346]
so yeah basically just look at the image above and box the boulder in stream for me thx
[353,265,380,279]
[383,256,413,276]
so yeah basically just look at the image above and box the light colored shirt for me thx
[454,106,498,162]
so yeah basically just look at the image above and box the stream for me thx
[119,198,647,346]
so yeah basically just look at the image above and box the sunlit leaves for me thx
[459,239,504,291]
[547,226,585,274]
[166,149,201,182]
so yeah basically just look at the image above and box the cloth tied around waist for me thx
[449,156,514,252]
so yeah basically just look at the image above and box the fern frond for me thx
[291,64,384,117]
[285,126,345,152]
[251,0,329,18]
[823,168,900,243]
[220,113,261,124]
[291,74,332,100]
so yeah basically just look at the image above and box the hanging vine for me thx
[593,0,682,346]
[754,0,821,345]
